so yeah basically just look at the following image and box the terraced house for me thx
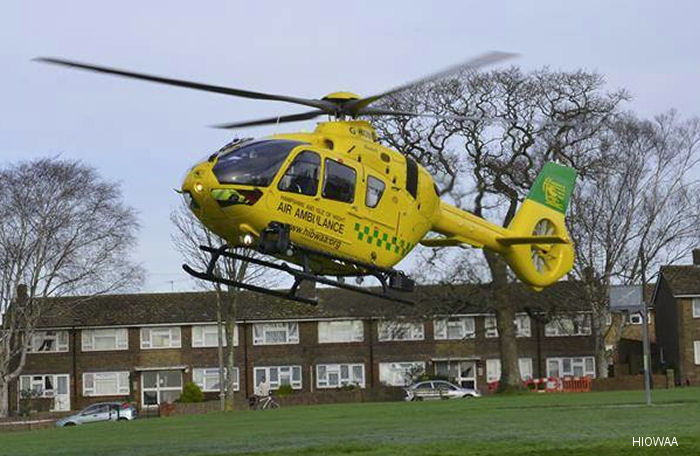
[8,282,596,413]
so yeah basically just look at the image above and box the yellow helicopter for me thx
[36,53,577,304]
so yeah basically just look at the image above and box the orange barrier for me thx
[488,376,592,394]
[560,376,592,393]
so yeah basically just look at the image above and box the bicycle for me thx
[249,393,280,410]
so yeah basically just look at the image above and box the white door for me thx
[53,375,70,411]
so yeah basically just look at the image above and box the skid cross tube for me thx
[182,244,413,305]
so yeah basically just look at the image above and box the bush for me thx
[276,384,294,397]
[179,382,204,403]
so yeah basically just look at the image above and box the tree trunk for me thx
[0,378,10,418]
[495,304,522,390]
[592,308,610,378]
[483,250,522,391]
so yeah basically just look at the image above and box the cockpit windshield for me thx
[212,139,306,186]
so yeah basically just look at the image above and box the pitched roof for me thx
[39,281,591,328]
[659,265,700,296]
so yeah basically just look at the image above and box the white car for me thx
[404,380,481,401]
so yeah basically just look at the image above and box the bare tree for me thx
[0,157,143,417]
[569,111,700,376]
[170,202,271,411]
[373,67,626,389]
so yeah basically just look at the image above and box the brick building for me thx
[653,250,700,385]
[9,282,596,414]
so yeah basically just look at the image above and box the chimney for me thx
[693,249,700,266]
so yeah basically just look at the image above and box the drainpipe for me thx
[368,319,375,388]
[535,319,542,378]
[72,326,77,409]
[243,321,249,397]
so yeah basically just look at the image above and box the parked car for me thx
[56,402,137,427]
[404,380,481,401]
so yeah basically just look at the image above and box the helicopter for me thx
[36,52,577,305]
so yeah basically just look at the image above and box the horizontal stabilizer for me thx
[497,235,569,246]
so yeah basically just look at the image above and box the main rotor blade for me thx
[34,57,336,111]
[211,109,326,129]
[358,107,493,123]
[345,51,518,115]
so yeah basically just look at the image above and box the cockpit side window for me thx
[212,139,305,186]
[278,151,320,196]
[365,175,385,208]
[322,159,356,204]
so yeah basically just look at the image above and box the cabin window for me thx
[405,157,418,198]
[278,151,320,196]
[322,159,356,203]
[365,176,385,208]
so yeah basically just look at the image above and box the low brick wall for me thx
[167,387,405,416]
[0,418,56,432]
[592,374,668,391]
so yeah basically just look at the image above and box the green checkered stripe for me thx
[354,223,412,256]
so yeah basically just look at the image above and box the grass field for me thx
[1,388,698,455]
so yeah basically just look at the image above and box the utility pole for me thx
[640,251,652,406]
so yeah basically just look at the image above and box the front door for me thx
[141,370,182,407]
[53,374,70,411]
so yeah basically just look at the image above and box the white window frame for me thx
[486,359,501,383]
[544,314,592,337]
[434,317,475,340]
[253,366,302,390]
[252,322,299,345]
[628,313,643,325]
[546,356,596,378]
[140,327,181,349]
[515,315,531,338]
[484,316,498,338]
[83,371,130,396]
[377,321,424,341]
[28,330,69,353]
[692,299,700,318]
[316,363,366,389]
[318,320,364,343]
[694,341,700,365]
[81,328,128,352]
[519,358,533,380]
[378,361,425,386]
[192,367,239,392]
[191,324,237,348]
[484,315,530,338]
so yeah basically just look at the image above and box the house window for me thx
[515,315,531,337]
[545,315,592,337]
[434,317,475,340]
[28,330,69,353]
[519,358,533,380]
[83,372,130,396]
[140,327,181,349]
[546,357,596,378]
[254,366,302,390]
[484,317,498,338]
[252,322,299,345]
[694,341,700,365]
[316,363,365,388]
[378,362,425,386]
[484,315,531,338]
[192,367,239,392]
[192,325,237,347]
[318,320,364,343]
[486,358,532,382]
[692,299,700,318]
[486,359,501,383]
[81,328,128,351]
[377,321,424,341]
[142,370,182,405]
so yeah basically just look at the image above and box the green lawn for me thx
[2,388,699,455]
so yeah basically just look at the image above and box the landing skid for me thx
[182,223,415,305]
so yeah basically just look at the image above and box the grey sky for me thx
[2,0,698,292]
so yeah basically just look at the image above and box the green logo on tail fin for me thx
[527,163,577,213]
